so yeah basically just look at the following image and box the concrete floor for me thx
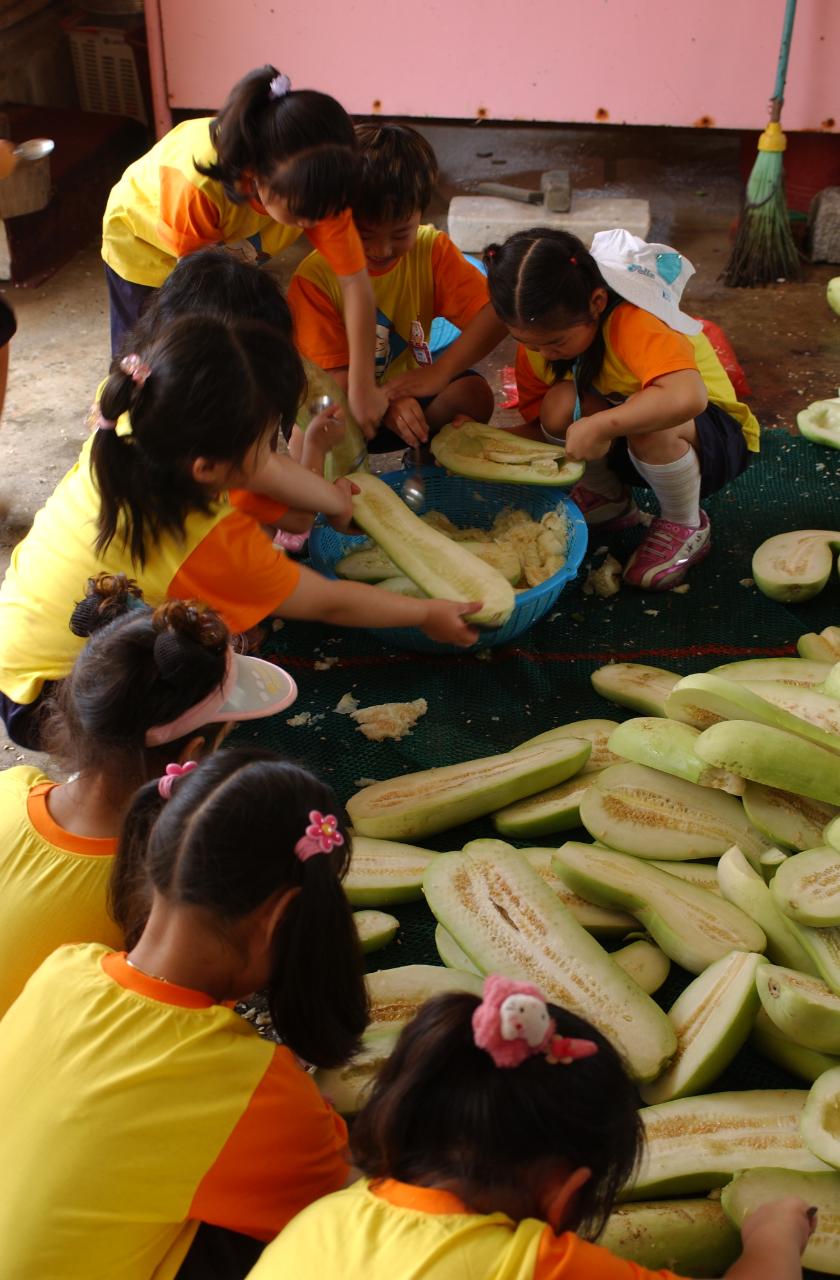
[1,120,838,765]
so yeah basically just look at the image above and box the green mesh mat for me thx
[230,430,840,1095]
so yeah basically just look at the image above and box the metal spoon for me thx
[401,445,426,513]
[13,138,54,162]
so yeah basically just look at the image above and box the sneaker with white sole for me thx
[570,482,643,530]
[623,511,711,590]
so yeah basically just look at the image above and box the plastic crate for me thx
[63,11,148,124]
[309,467,588,655]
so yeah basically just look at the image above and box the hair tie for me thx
[94,411,117,431]
[120,353,151,386]
[295,810,344,862]
[472,975,598,1069]
[485,247,497,260]
[268,72,292,100]
[569,256,578,266]
[157,761,198,800]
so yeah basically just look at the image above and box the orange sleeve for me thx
[607,306,697,389]
[515,344,554,423]
[168,510,301,632]
[287,275,350,369]
[306,208,366,277]
[228,490,289,525]
[430,233,489,331]
[156,166,222,258]
[535,1227,688,1280]
[189,1046,349,1241]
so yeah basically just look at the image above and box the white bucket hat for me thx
[589,229,702,336]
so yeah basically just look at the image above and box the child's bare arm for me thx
[386,303,507,401]
[338,270,389,435]
[718,1197,813,1280]
[565,370,707,461]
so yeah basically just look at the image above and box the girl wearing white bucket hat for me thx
[484,229,759,591]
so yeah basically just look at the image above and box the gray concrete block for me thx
[447,194,651,254]
[809,187,840,264]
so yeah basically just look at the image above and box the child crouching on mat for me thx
[0,572,296,1017]
[0,749,367,1280]
[485,228,760,590]
[288,122,506,454]
[247,975,814,1280]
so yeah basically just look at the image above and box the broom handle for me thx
[769,0,798,122]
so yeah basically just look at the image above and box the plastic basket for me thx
[308,468,588,655]
[63,11,148,124]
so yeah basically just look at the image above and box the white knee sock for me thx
[628,445,701,527]
[582,455,624,497]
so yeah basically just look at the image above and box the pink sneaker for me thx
[570,483,643,530]
[623,511,711,590]
[273,529,309,553]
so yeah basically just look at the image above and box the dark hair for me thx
[43,574,230,785]
[92,311,305,565]
[195,66,357,220]
[352,992,642,1237]
[125,248,293,354]
[484,228,621,393]
[352,123,438,225]
[109,748,368,1067]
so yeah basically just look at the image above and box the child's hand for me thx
[740,1197,816,1255]
[0,141,17,181]
[384,397,429,447]
[387,366,447,401]
[420,599,481,647]
[302,404,345,466]
[349,382,389,438]
[325,477,361,535]
[564,418,612,462]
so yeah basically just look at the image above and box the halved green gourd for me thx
[756,963,840,1053]
[349,470,515,626]
[696,722,840,808]
[591,663,681,716]
[783,918,840,996]
[651,860,722,895]
[717,845,817,974]
[824,663,840,699]
[639,950,764,1106]
[554,841,765,974]
[752,530,840,603]
[667,673,840,755]
[498,843,635,936]
[628,1091,830,1198]
[752,1008,840,1083]
[493,718,620,837]
[336,544,398,581]
[353,910,399,952]
[578,762,768,861]
[430,420,584,486]
[828,816,840,854]
[798,391,840,450]
[608,717,744,795]
[348,736,591,840]
[423,845,676,1082]
[799,627,840,664]
[743,781,840,852]
[600,1200,740,1277]
[611,940,671,995]
[315,1026,399,1114]
[435,925,481,974]
[803,1067,840,1167]
[344,837,438,906]
[743,680,840,737]
[300,358,368,481]
[772,847,840,927]
[709,656,832,687]
[723,1168,840,1276]
[377,576,427,597]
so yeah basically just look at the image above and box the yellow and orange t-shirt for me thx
[0,433,299,705]
[288,224,488,383]
[102,117,365,288]
[247,1177,687,1280]
[515,302,760,452]
[0,943,349,1280]
[0,766,121,1017]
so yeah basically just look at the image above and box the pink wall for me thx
[153,0,839,132]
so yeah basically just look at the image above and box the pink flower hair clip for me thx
[472,975,599,1069]
[120,353,151,386]
[295,810,344,862]
[157,760,198,800]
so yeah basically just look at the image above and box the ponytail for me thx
[108,777,165,948]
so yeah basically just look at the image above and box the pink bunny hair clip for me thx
[157,760,198,800]
[472,975,599,1069]
[295,810,344,862]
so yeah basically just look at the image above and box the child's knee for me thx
[540,381,577,435]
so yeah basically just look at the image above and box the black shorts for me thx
[0,295,17,348]
[607,401,752,498]
[368,368,483,455]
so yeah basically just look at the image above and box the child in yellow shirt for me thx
[288,123,507,453]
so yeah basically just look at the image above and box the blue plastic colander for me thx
[308,468,588,654]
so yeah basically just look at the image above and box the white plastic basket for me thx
[64,15,147,124]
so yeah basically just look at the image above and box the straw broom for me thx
[723,0,800,287]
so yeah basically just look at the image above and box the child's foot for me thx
[571,482,643,530]
[623,511,710,590]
